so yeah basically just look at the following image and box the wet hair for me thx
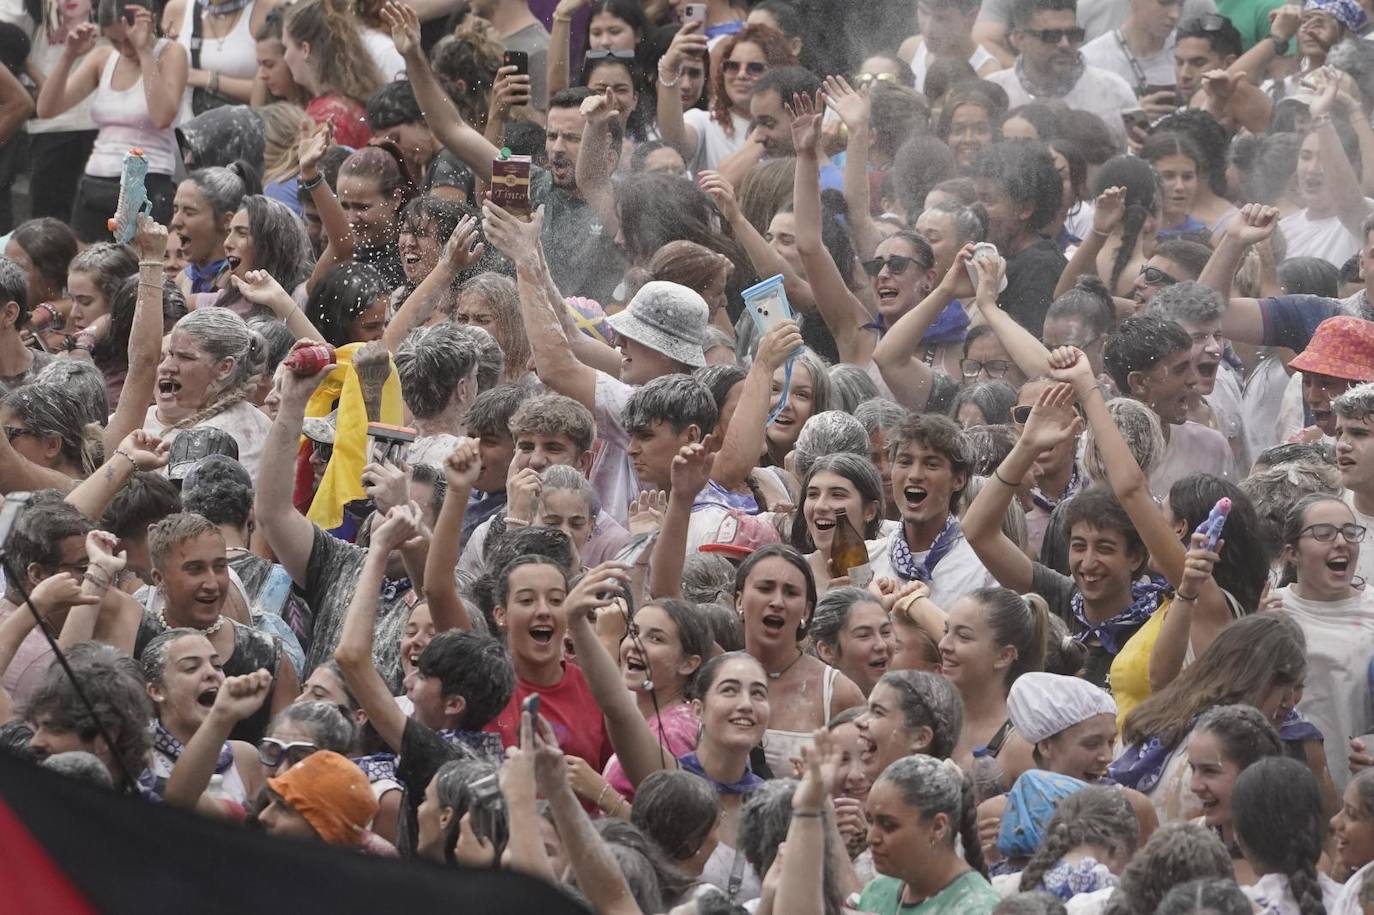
[870,82,930,158]
[0,255,26,321]
[892,134,958,218]
[101,471,180,545]
[875,669,964,759]
[1279,256,1341,298]
[877,754,986,876]
[1101,822,1233,915]
[790,452,884,552]
[617,173,750,283]
[694,364,748,417]
[854,397,906,438]
[305,262,390,348]
[430,758,507,865]
[1177,15,1242,57]
[67,242,139,314]
[1233,757,1328,915]
[970,141,1062,233]
[630,769,719,861]
[34,361,106,427]
[1140,131,1206,191]
[1042,613,1087,676]
[924,200,989,245]
[886,412,971,513]
[430,18,503,128]
[464,382,530,440]
[268,700,356,753]
[147,512,221,573]
[935,89,1005,147]
[1005,101,1067,140]
[635,598,712,693]
[398,196,466,269]
[709,24,797,131]
[690,650,767,701]
[1103,314,1192,396]
[536,463,596,521]
[962,474,1028,549]
[1091,155,1160,292]
[508,393,595,454]
[183,164,259,234]
[951,379,1017,426]
[1166,474,1266,613]
[231,195,313,299]
[1145,280,1225,326]
[737,156,796,234]
[1082,397,1166,484]
[1193,703,1282,771]
[737,779,845,915]
[395,323,479,419]
[966,587,1049,690]
[622,375,718,437]
[139,627,208,689]
[1121,614,1307,749]
[166,308,269,430]
[792,410,868,479]
[43,750,114,789]
[417,629,515,730]
[750,65,821,112]
[339,141,416,218]
[492,552,573,614]
[1045,275,1114,342]
[598,818,699,910]
[809,586,883,659]
[1059,485,1147,567]
[246,316,295,374]
[365,79,423,131]
[649,240,731,305]
[696,602,745,653]
[682,554,735,607]
[455,274,528,381]
[733,544,818,636]
[1241,462,1341,562]
[1152,109,1230,197]
[1019,787,1137,892]
[11,217,78,307]
[1154,878,1253,915]
[2,383,102,474]
[24,641,152,790]
[994,893,1069,915]
[283,0,383,103]
[180,459,253,530]
[95,276,187,371]
[1256,441,1337,468]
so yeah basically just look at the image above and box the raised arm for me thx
[164,670,271,813]
[575,93,621,239]
[499,711,558,882]
[299,120,356,294]
[0,66,34,146]
[1309,72,1373,238]
[649,442,715,600]
[381,2,498,182]
[0,575,96,685]
[970,252,1052,380]
[964,385,1082,593]
[871,255,972,410]
[1198,204,1277,346]
[824,76,881,259]
[383,216,485,352]
[66,431,168,521]
[790,91,876,366]
[103,216,170,456]
[58,531,139,652]
[127,8,187,129]
[546,0,589,99]
[484,65,532,149]
[654,22,707,159]
[699,171,817,312]
[774,731,839,915]
[709,323,799,490]
[255,341,331,584]
[565,563,680,787]
[1229,5,1298,86]
[35,25,101,119]
[230,270,325,341]
[423,444,481,635]
[482,202,597,408]
[334,505,424,753]
[1054,186,1122,299]
[1148,530,1228,691]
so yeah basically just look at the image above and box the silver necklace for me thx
[767,648,804,680]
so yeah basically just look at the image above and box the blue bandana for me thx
[184,258,228,294]
[679,752,764,796]
[437,729,506,766]
[998,770,1088,857]
[139,721,234,797]
[1041,858,1119,901]
[1030,465,1082,514]
[889,514,963,583]
[1305,0,1368,31]
[352,752,398,785]
[1069,573,1167,655]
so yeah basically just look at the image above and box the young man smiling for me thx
[1105,314,1233,499]
[1333,383,1374,587]
[869,413,995,606]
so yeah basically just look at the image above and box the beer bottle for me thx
[830,509,872,587]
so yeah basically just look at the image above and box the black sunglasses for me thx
[722,60,767,75]
[1138,265,1179,287]
[961,359,1013,379]
[1021,26,1086,45]
[862,255,917,277]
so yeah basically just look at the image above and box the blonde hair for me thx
[260,103,307,184]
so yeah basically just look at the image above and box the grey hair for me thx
[681,553,735,606]
[2,382,104,474]
[1083,397,1166,484]
[736,779,845,915]
[68,242,139,307]
[877,754,984,874]
[951,379,1018,426]
[141,627,210,688]
[246,316,296,373]
[622,375,718,436]
[538,464,598,518]
[929,200,988,243]
[1240,462,1342,562]
[147,512,221,572]
[35,359,110,426]
[187,165,251,220]
[702,325,738,362]
[854,397,907,437]
[269,700,357,753]
[793,411,870,478]
[1334,381,1374,423]
[449,323,504,393]
[0,254,27,313]
[395,323,480,419]
[1101,822,1232,915]
[1143,280,1225,325]
[457,273,529,379]
[1153,879,1253,915]
[828,364,880,413]
[42,750,115,788]
[168,308,269,430]
[809,586,881,655]
[876,669,964,759]
[961,476,1029,553]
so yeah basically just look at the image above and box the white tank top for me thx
[175,0,259,121]
[762,664,839,778]
[87,40,180,177]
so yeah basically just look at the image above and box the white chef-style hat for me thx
[1007,672,1118,744]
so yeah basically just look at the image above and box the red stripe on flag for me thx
[0,795,97,914]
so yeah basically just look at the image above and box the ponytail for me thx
[971,587,1048,691]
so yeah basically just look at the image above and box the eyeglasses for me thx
[961,359,1013,379]
[258,738,319,769]
[311,440,333,463]
[585,48,635,62]
[1021,26,1086,45]
[722,60,767,76]
[3,426,38,443]
[862,254,919,277]
[1299,523,1368,544]
[1011,405,1033,424]
[854,71,899,89]
[1138,265,1179,287]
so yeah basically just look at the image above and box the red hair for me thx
[710,23,797,132]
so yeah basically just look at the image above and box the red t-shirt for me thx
[306,94,372,150]
[485,662,612,770]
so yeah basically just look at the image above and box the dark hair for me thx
[1042,613,1088,676]
[339,142,418,214]
[365,79,422,130]
[893,134,958,217]
[102,471,181,541]
[1166,474,1267,613]
[616,172,750,280]
[790,453,885,552]
[1193,703,1282,770]
[970,141,1062,233]
[1006,101,1068,140]
[7,493,93,589]
[416,629,515,730]
[1010,0,1077,27]
[631,769,719,861]
[1177,15,1242,58]
[951,379,1018,426]
[395,323,480,419]
[737,780,845,915]
[1153,239,1213,281]
[1233,757,1328,915]
[695,364,748,415]
[877,754,986,876]
[1154,878,1253,915]
[93,276,185,370]
[1105,822,1233,915]
[597,817,699,910]
[1279,256,1341,298]
[691,650,767,700]
[11,217,78,310]
[1046,276,1114,339]
[876,669,964,759]
[430,18,503,128]
[464,382,530,439]
[1059,110,1123,166]
[1141,130,1205,179]
[968,587,1049,691]
[923,56,979,106]
[305,262,390,347]
[622,374,719,437]
[180,462,252,529]
[1103,314,1191,395]
[733,544,818,637]
[494,552,573,609]
[1280,492,1353,586]
[639,598,713,695]
[471,528,576,630]
[1091,155,1159,293]
[809,586,883,657]
[1059,485,1147,568]
[887,412,971,514]
[1152,109,1230,197]
[1019,787,1137,892]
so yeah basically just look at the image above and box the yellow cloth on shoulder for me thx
[1107,599,1173,729]
[304,342,402,531]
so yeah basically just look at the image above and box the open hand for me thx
[381,1,422,58]
[627,489,667,535]
[563,561,631,627]
[822,75,869,131]
[785,90,826,158]
[697,170,741,224]
[669,439,716,498]
[1019,382,1083,454]
[1091,186,1126,237]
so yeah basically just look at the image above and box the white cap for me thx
[1007,672,1117,744]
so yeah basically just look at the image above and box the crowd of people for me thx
[3,0,1374,911]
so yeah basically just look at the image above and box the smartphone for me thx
[1121,108,1150,132]
[741,274,797,339]
[682,2,707,23]
[502,49,529,77]
[522,693,541,720]
[613,530,659,567]
[965,241,1007,293]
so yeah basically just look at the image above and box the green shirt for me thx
[1215,0,1289,50]
[857,871,999,915]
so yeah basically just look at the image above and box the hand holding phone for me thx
[682,2,707,23]
[502,49,529,77]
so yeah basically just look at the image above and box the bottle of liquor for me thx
[830,509,872,587]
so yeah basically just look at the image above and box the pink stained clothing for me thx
[603,702,700,801]
[0,601,56,709]
[485,662,614,771]
[305,94,371,150]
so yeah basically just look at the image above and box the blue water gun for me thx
[107,147,151,244]
[742,274,802,424]
[1194,497,1231,551]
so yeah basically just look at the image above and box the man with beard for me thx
[385,3,624,302]
[985,0,1137,145]
[713,66,822,187]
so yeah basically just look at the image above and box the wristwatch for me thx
[1267,32,1291,55]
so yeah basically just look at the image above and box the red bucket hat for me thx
[1288,316,1374,383]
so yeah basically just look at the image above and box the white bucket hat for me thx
[606,281,709,368]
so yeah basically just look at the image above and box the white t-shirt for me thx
[1242,351,1291,462]
[1081,30,1176,90]
[682,107,751,175]
[1344,490,1374,590]
[143,400,273,486]
[1280,206,1370,268]
[362,28,407,83]
[1205,362,1248,473]
[1148,419,1234,501]
[868,528,996,608]
[590,371,639,526]
[985,64,1137,146]
[909,41,998,92]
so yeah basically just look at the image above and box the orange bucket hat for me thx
[267,751,377,848]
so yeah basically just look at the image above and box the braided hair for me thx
[167,308,269,431]
[877,755,987,877]
[1018,787,1137,892]
[1232,757,1328,915]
